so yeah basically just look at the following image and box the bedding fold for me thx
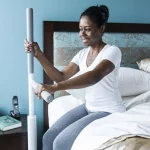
[71,99,150,150]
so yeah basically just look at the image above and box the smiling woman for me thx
[23,4,125,150]
[43,19,150,150]
[23,4,128,150]
[37,5,125,150]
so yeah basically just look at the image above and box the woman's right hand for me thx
[24,39,42,57]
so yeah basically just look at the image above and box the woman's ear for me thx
[99,25,105,34]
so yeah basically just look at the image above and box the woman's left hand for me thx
[34,84,56,100]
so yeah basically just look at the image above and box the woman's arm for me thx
[43,59,115,93]
[24,40,79,82]
[36,52,79,82]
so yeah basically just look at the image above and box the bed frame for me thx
[43,21,150,132]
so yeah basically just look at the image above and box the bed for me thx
[43,21,150,149]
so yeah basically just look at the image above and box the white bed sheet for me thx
[47,91,150,150]
[71,101,150,150]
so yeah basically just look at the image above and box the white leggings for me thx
[43,104,111,150]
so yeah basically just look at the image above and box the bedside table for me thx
[0,114,28,150]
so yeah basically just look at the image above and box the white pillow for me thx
[122,90,150,110]
[119,67,150,96]
[66,71,86,101]
[48,95,84,127]
[137,58,150,73]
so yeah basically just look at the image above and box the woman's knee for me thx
[53,137,62,150]
[53,135,67,150]
[43,128,57,146]
[53,131,72,150]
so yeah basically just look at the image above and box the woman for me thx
[25,5,125,150]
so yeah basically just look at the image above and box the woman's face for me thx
[79,16,102,46]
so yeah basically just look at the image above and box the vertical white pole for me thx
[26,8,37,150]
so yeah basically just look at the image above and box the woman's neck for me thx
[89,41,106,55]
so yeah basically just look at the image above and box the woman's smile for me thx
[79,16,102,46]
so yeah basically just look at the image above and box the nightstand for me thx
[0,114,28,150]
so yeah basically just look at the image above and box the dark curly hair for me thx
[80,5,109,28]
